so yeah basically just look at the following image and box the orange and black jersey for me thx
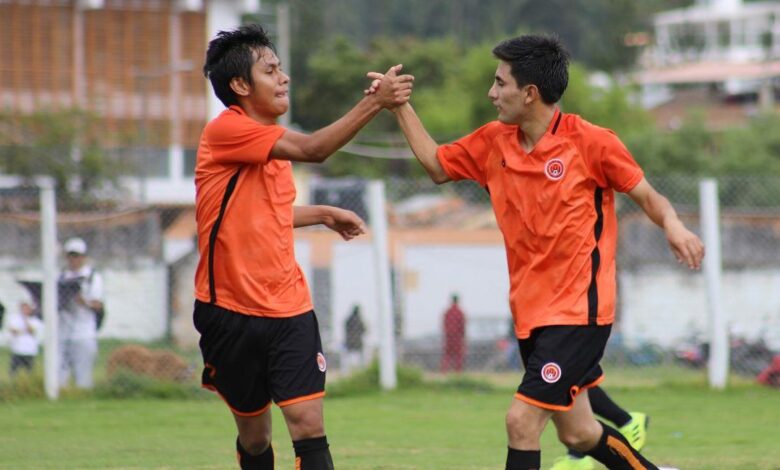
[436,109,643,339]
[194,105,312,317]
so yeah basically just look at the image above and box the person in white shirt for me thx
[7,292,43,376]
[58,237,104,389]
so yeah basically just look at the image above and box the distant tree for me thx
[0,109,128,208]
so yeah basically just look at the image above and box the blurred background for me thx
[1,0,780,398]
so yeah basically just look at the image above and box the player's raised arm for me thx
[627,177,705,270]
[392,103,450,184]
[365,70,449,184]
[270,65,414,163]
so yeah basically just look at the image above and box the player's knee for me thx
[557,422,601,451]
[505,407,544,443]
[240,430,272,455]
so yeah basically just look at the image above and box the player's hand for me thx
[365,64,414,108]
[665,220,705,270]
[323,207,367,241]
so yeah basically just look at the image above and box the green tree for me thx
[0,108,128,207]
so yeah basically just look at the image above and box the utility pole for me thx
[276,1,291,127]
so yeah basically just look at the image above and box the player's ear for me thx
[230,77,251,97]
[524,84,539,104]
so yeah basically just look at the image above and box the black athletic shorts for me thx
[515,324,611,411]
[193,300,327,416]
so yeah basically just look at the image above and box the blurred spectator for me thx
[7,291,43,377]
[441,294,466,373]
[58,237,104,390]
[757,355,780,388]
[342,305,366,374]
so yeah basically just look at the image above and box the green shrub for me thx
[0,372,46,402]
[93,370,209,400]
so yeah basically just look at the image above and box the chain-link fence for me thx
[322,175,780,382]
[1,174,779,397]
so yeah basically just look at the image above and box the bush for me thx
[92,370,210,400]
[327,361,497,397]
[0,372,46,402]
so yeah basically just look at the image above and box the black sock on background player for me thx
[589,386,632,427]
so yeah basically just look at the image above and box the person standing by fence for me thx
[58,237,104,390]
[441,294,466,373]
[7,291,43,377]
[342,304,366,374]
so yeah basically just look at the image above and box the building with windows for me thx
[638,0,780,128]
[0,0,271,204]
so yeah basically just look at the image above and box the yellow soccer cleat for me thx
[619,411,649,451]
[550,455,597,470]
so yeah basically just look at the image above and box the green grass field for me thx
[1,374,779,469]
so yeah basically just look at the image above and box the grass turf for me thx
[0,382,778,469]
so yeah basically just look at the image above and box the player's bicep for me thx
[269,129,318,162]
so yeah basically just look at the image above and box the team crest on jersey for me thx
[317,352,327,372]
[544,158,565,181]
[541,362,562,383]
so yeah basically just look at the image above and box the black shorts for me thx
[193,300,327,416]
[515,324,611,411]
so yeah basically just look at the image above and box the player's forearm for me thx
[393,103,449,184]
[641,190,681,230]
[299,96,383,162]
[293,205,333,228]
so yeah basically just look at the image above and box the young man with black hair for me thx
[371,34,701,470]
[195,24,413,469]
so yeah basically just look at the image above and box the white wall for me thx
[100,266,168,340]
[620,267,780,350]
[330,242,378,352]
[399,245,510,341]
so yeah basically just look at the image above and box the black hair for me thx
[203,24,276,108]
[492,35,570,104]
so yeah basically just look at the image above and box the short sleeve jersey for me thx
[437,109,643,339]
[194,105,312,317]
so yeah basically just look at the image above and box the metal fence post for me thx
[39,177,59,400]
[700,178,728,389]
[367,180,397,390]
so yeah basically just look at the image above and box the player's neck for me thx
[517,106,556,152]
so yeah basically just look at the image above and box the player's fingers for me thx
[366,72,384,80]
[385,64,402,77]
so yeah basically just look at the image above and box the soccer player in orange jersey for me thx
[371,35,702,470]
[195,24,413,470]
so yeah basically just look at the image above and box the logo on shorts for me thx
[316,352,327,372]
[541,362,562,383]
[544,158,565,181]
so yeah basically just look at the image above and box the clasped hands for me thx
[365,64,414,108]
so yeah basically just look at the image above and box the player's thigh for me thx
[506,396,553,442]
[194,301,272,415]
[280,397,324,440]
[516,325,611,410]
[551,389,602,449]
[268,311,327,407]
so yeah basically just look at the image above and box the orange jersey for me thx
[437,109,643,339]
[194,105,312,317]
